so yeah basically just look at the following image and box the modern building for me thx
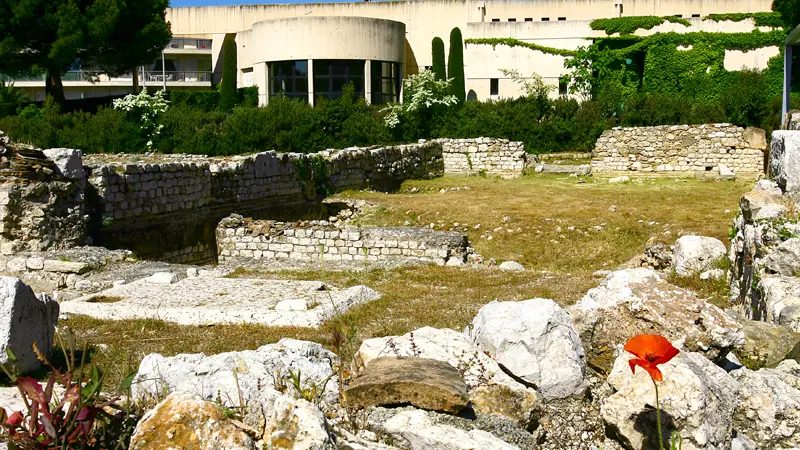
[784,24,800,118]
[3,0,778,104]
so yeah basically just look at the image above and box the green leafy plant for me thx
[590,16,690,35]
[0,81,28,117]
[220,34,239,112]
[465,38,576,57]
[112,89,169,150]
[0,333,138,449]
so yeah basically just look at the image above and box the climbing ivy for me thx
[590,16,691,35]
[703,12,786,28]
[464,38,576,57]
[293,154,330,198]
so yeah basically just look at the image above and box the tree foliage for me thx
[447,27,466,104]
[432,37,447,81]
[220,34,238,112]
[772,0,800,29]
[0,0,170,103]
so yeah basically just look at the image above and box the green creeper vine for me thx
[294,155,330,198]
[703,12,786,28]
[590,16,691,35]
[463,38,576,57]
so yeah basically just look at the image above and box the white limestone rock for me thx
[498,261,524,272]
[571,268,744,373]
[244,388,334,450]
[602,351,740,450]
[673,235,727,276]
[129,392,254,450]
[0,277,59,374]
[376,409,520,450]
[42,148,85,180]
[445,257,465,267]
[357,327,539,425]
[731,360,800,449]
[609,176,630,183]
[769,131,800,195]
[758,275,800,330]
[132,338,339,406]
[146,272,179,284]
[468,299,587,400]
[718,164,735,177]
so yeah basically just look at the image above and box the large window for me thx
[269,60,309,101]
[313,60,364,103]
[370,61,401,105]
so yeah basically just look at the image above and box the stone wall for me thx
[592,124,766,176]
[216,215,469,266]
[0,132,86,254]
[437,138,526,178]
[85,143,443,262]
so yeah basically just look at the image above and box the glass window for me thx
[370,60,401,105]
[313,60,365,104]
[524,18,533,21]
[508,18,516,22]
[197,57,212,72]
[490,78,499,96]
[269,60,309,102]
[491,18,500,22]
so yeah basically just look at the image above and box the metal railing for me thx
[62,71,103,82]
[142,71,212,83]
[166,38,212,50]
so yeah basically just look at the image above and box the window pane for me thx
[294,60,308,76]
[315,77,329,93]
[333,78,346,92]
[350,62,364,76]
[296,78,308,92]
[351,78,363,92]
[331,62,347,75]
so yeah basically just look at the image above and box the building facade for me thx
[3,0,777,104]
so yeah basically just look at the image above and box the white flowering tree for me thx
[499,68,554,100]
[382,70,458,128]
[113,89,169,150]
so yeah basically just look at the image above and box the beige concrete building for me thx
[3,0,777,103]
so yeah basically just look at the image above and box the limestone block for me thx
[0,277,59,374]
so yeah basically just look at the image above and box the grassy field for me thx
[64,174,752,390]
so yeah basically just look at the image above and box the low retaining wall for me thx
[437,138,526,178]
[216,215,469,266]
[592,124,766,176]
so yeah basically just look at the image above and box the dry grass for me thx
[64,174,751,390]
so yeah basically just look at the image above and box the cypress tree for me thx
[220,34,238,111]
[447,27,466,104]
[432,37,447,80]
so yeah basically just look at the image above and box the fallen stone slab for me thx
[42,148,85,180]
[42,260,91,274]
[0,277,59,374]
[132,338,339,406]
[344,357,469,414]
[59,276,380,328]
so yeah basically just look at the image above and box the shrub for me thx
[238,86,259,107]
[220,34,238,111]
[432,37,447,81]
[155,105,226,154]
[719,69,770,127]
[169,90,220,111]
[447,28,466,104]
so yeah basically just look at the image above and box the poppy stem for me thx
[652,376,664,450]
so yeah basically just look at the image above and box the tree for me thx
[447,27,466,104]
[220,34,238,111]
[0,0,170,103]
[84,0,172,93]
[432,37,447,81]
[381,70,457,128]
[772,0,800,29]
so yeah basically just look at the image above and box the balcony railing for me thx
[142,71,212,83]
[0,70,212,84]
[166,38,212,50]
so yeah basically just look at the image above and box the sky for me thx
[169,0,344,6]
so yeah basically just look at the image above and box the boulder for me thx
[244,388,333,450]
[146,272,179,285]
[467,299,587,400]
[132,339,339,406]
[0,277,59,374]
[769,131,800,195]
[672,235,727,276]
[735,320,800,369]
[570,269,744,373]
[130,392,254,450]
[357,327,538,425]
[731,361,800,449]
[718,164,735,177]
[498,261,524,272]
[739,190,786,222]
[376,409,520,450]
[602,351,739,450]
[42,148,85,180]
[756,275,800,330]
[343,357,469,414]
[764,238,800,277]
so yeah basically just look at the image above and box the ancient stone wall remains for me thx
[592,124,766,176]
[216,215,469,266]
[436,138,526,178]
[84,143,443,262]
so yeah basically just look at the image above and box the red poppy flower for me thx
[623,334,680,382]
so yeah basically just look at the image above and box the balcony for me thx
[0,70,212,87]
[164,38,213,54]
